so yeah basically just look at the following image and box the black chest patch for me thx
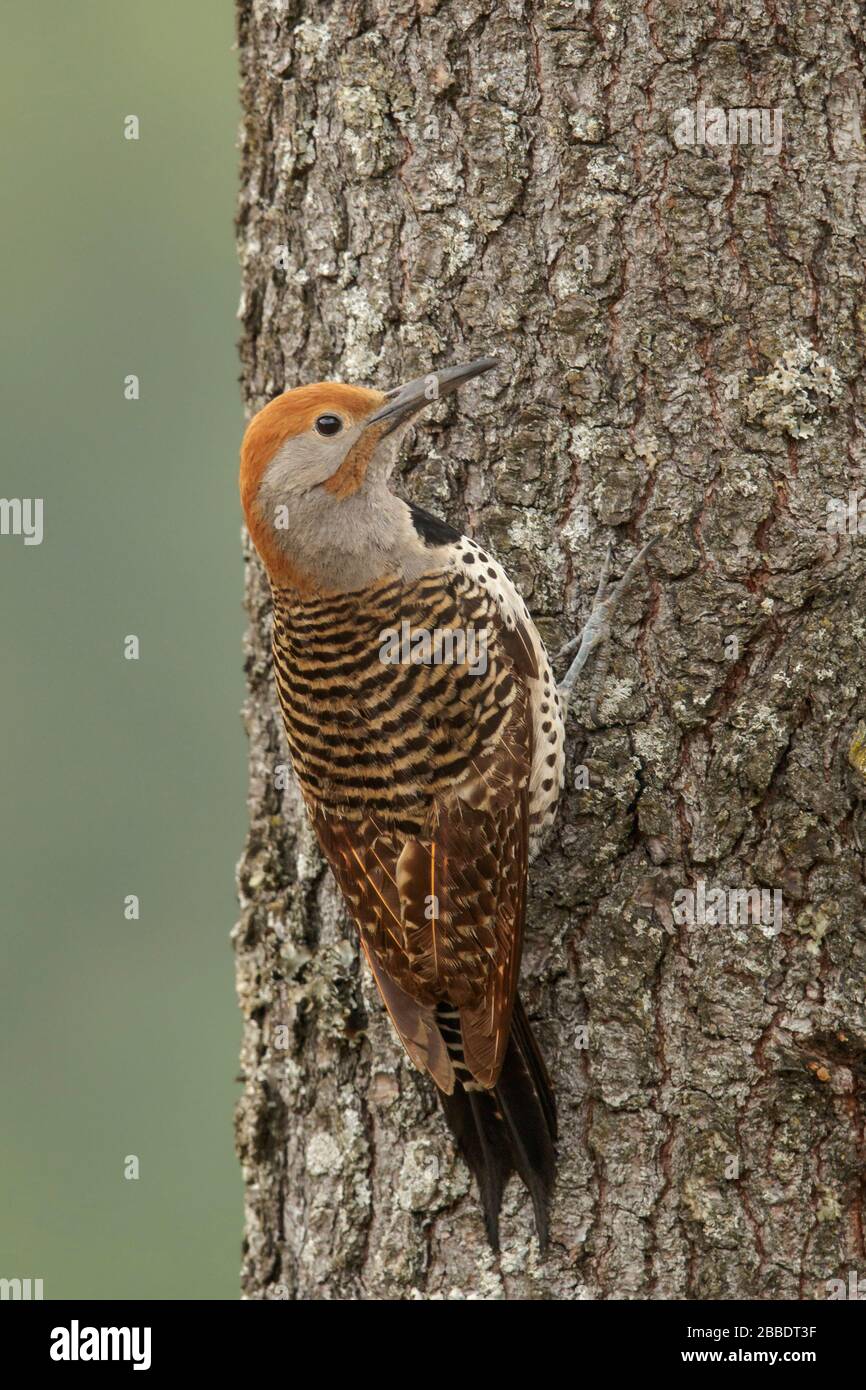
[407,502,462,547]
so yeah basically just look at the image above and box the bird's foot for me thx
[555,538,657,723]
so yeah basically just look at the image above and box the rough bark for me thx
[234,0,866,1299]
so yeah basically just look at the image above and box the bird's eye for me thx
[315,414,343,437]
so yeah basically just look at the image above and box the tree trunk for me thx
[233,0,866,1299]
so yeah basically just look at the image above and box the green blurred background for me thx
[0,3,245,1298]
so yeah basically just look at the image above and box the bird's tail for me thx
[437,996,557,1251]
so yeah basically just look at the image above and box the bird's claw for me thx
[556,536,657,718]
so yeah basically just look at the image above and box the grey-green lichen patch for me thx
[848,720,866,782]
[745,340,844,439]
[815,1186,842,1223]
[794,903,839,949]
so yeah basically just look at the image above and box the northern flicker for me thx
[239,357,650,1250]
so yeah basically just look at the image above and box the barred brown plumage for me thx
[271,567,519,827]
[240,357,562,1250]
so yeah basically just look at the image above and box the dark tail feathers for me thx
[437,996,557,1251]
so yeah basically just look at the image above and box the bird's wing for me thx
[309,806,457,1091]
[444,536,566,851]
[305,570,537,1090]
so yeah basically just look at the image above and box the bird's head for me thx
[239,357,497,593]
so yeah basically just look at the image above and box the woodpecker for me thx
[239,357,650,1250]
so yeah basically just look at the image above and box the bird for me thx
[239,356,645,1251]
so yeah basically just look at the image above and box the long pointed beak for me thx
[366,356,498,436]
